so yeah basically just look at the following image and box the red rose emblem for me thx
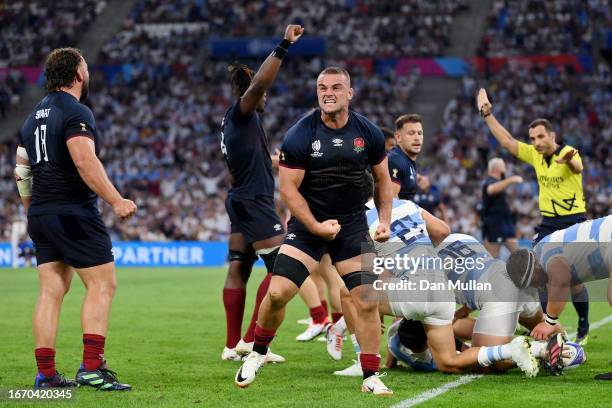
[354,137,365,148]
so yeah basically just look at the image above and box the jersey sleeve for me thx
[367,125,386,166]
[279,121,310,169]
[516,141,536,166]
[388,154,405,185]
[229,100,252,123]
[63,104,96,141]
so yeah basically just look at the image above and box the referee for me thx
[477,88,589,344]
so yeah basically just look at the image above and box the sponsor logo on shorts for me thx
[286,233,296,240]
[274,224,282,231]
[311,140,323,158]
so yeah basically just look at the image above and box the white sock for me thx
[477,344,512,367]
[530,341,546,359]
[350,333,361,354]
[332,317,347,336]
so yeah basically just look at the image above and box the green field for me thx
[0,267,610,407]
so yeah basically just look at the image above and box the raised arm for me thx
[239,25,304,116]
[477,88,519,157]
[67,136,136,220]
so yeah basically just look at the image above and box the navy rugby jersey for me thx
[220,101,274,199]
[387,145,418,200]
[279,109,386,222]
[18,91,100,216]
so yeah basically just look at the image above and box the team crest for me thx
[311,139,323,157]
[353,137,365,153]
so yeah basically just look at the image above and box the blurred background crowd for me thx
[0,0,610,242]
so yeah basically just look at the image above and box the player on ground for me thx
[235,66,395,394]
[353,199,540,377]
[15,48,136,390]
[220,25,304,362]
[478,89,590,344]
[481,158,522,258]
[506,216,611,339]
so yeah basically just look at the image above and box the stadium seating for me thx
[0,0,609,243]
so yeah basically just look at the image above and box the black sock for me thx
[538,288,548,313]
[572,286,589,330]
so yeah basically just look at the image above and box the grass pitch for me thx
[0,267,610,407]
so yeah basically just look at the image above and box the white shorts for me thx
[473,301,521,337]
[389,300,455,326]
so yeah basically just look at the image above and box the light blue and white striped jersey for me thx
[365,198,432,257]
[535,215,612,284]
[436,233,500,309]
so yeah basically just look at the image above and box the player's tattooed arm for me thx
[279,166,340,240]
[477,88,519,157]
[239,24,304,116]
[531,257,571,340]
[371,157,392,242]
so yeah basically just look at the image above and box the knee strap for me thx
[228,250,257,265]
[273,253,310,288]
[256,246,279,273]
[342,271,378,291]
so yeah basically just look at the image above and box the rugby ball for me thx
[562,341,586,369]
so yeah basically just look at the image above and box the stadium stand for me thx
[0,0,609,244]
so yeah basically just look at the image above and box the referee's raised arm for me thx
[476,88,519,157]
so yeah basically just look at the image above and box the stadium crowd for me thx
[479,0,611,57]
[0,0,609,244]
[424,60,611,238]
[0,0,106,66]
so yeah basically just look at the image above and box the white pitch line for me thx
[391,314,612,408]
[390,375,483,408]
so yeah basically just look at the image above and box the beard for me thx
[80,79,89,101]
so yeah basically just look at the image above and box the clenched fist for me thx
[284,25,304,43]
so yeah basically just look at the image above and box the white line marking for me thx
[390,375,483,408]
[391,314,612,408]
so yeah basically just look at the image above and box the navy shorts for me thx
[27,214,114,269]
[482,216,516,243]
[283,215,375,264]
[225,195,284,244]
[533,213,587,245]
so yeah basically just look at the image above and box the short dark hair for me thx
[398,319,427,351]
[395,114,422,131]
[318,66,351,85]
[381,127,395,140]
[506,249,534,288]
[228,63,254,98]
[44,47,83,94]
[528,118,554,133]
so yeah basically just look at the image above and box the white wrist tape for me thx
[15,164,33,197]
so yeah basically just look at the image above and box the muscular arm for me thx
[544,257,572,318]
[66,136,122,206]
[421,208,450,246]
[371,157,392,226]
[390,181,401,198]
[239,25,303,116]
[279,166,318,232]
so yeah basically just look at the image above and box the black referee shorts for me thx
[532,213,587,245]
[482,216,516,243]
[27,214,114,269]
[283,215,375,264]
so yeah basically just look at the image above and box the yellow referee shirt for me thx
[516,141,586,217]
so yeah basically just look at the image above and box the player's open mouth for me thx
[323,99,336,104]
